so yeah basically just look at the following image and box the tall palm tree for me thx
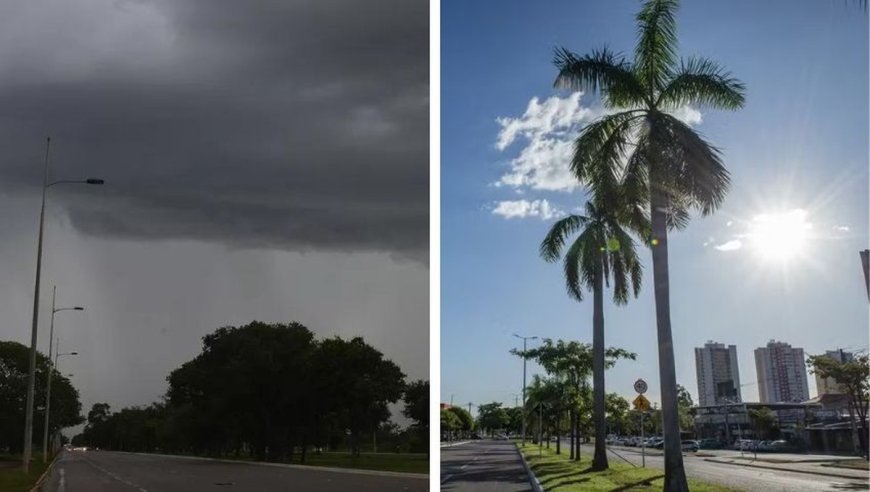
[552,0,745,488]
[540,199,643,471]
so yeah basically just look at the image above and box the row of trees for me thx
[0,340,84,454]
[72,321,429,462]
[536,0,746,488]
[807,352,869,458]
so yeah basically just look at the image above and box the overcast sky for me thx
[0,0,428,425]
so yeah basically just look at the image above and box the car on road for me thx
[698,438,720,449]
[681,440,699,452]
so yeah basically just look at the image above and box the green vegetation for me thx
[539,199,645,471]
[548,0,745,487]
[517,444,740,491]
[806,353,869,458]
[0,455,50,492]
[69,321,428,467]
[0,341,84,455]
[512,339,634,460]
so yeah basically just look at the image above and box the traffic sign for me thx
[633,394,651,412]
[634,378,648,394]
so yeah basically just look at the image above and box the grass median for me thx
[517,443,740,491]
[0,454,51,492]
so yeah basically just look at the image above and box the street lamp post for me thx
[514,333,538,446]
[23,137,102,471]
[42,287,83,462]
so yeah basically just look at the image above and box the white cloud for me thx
[491,199,563,220]
[670,105,703,126]
[714,240,743,251]
[492,92,702,194]
[494,93,599,192]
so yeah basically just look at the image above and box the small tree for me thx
[747,407,775,440]
[807,353,869,458]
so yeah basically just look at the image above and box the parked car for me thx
[698,438,720,450]
[733,439,752,450]
[681,440,700,452]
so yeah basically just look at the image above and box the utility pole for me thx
[513,333,538,446]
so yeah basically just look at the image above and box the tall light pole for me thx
[43,287,83,462]
[514,333,538,446]
[23,137,103,471]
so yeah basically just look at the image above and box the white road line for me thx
[440,473,453,484]
[59,468,66,492]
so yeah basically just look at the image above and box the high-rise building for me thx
[695,341,741,406]
[815,349,854,396]
[754,340,810,403]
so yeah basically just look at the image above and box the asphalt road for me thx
[44,450,428,492]
[580,442,870,491]
[440,440,531,491]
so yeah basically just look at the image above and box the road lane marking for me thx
[76,453,149,491]
[59,468,66,492]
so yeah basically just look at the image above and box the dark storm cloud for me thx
[0,0,428,259]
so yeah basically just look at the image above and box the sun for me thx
[747,209,811,262]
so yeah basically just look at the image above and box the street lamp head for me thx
[73,307,84,310]
[69,352,78,356]
[85,178,104,185]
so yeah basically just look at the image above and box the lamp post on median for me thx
[43,287,84,462]
[513,333,538,446]
[23,137,103,472]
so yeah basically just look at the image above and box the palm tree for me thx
[540,199,643,471]
[552,1,745,488]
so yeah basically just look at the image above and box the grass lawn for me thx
[0,455,51,492]
[517,443,741,491]
[299,452,429,474]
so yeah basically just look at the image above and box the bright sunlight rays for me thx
[747,209,812,262]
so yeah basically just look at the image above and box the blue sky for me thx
[441,0,868,413]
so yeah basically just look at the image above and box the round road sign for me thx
[634,379,648,394]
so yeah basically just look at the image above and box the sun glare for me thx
[748,209,811,262]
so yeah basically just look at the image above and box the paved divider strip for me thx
[440,441,470,448]
[513,443,544,492]
[119,451,428,480]
[702,457,867,481]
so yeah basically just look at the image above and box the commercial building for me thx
[754,340,810,403]
[815,349,854,396]
[695,341,741,407]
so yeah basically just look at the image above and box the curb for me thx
[703,458,868,481]
[29,452,61,492]
[119,451,428,479]
[513,443,544,492]
[440,441,470,448]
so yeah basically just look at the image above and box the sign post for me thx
[633,379,649,468]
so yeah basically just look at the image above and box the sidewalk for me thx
[704,455,869,480]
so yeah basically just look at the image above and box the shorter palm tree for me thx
[540,198,644,471]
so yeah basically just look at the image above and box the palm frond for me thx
[553,47,647,107]
[635,0,680,94]
[572,111,642,197]
[562,235,586,302]
[660,114,731,215]
[658,56,745,110]
[539,215,589,263]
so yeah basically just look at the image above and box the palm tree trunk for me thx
[591,263,608,470]
[650,190,689,491]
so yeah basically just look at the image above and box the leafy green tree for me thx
[512,339,634,461]
[0,340,83,453]
[605,393,630,435]
[506,406,524,435]
[553,0,744,487]
[807,353,869,458]
[748,407,776,440]
[476,402,509,436]
[445,405,474,436]
[676,384,695,432]
[541,199,644,470]
[441,408,461,440]
[403,380,429,453]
